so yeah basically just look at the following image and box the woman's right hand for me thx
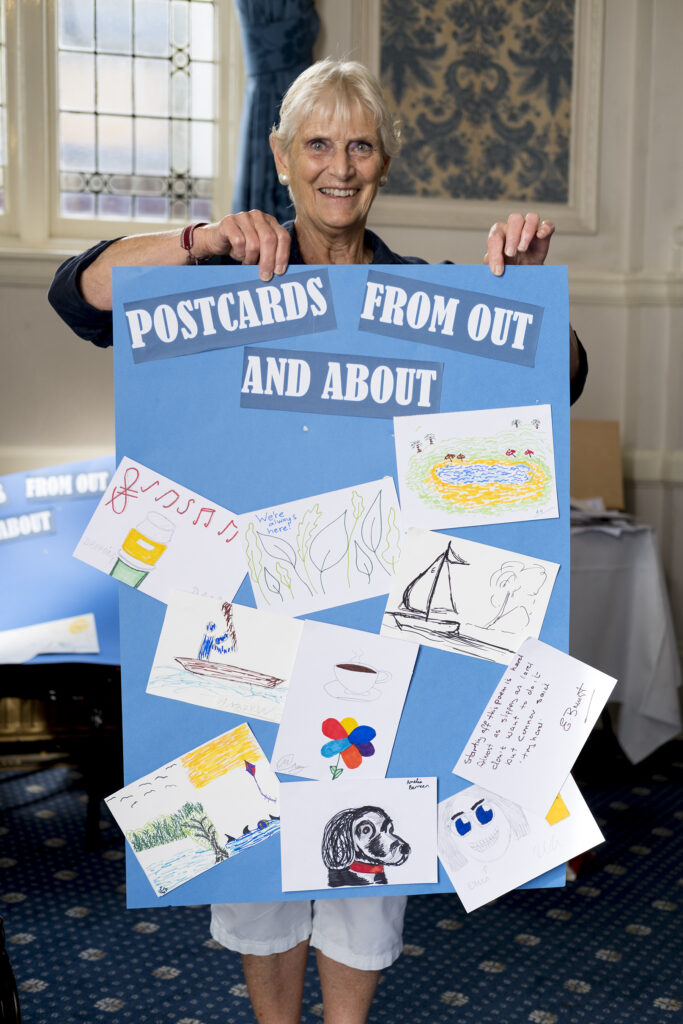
[196,210,291,281]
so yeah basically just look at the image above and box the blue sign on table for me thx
[0,456,119,665]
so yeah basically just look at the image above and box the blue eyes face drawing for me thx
[475,803,494,826]
[451,800,495,837]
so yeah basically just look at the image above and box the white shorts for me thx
[210,896,408,971]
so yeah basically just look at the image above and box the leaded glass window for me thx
[57,0,216,221]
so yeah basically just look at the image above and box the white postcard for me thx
[271,619,418,780]
[452,638,617,815]
[147,593,303,723]
[105,723,279,897]
[394,405,558,530]
[438,776,604,912]
[279,776,438,892]
[239,477,402,617]
[73,456,247,604]
[381,528,559,665]
[0,613,99,663]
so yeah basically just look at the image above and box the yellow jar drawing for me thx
[110,512,175,589]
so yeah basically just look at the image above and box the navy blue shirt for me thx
[48,220,587,401]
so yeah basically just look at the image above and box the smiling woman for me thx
[267,61,398,264]
[48,54,586,1024]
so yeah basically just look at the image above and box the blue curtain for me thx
[232,0,320,220]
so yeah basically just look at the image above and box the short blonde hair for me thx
[271,57,401,158]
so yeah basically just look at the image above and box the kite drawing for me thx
[105,724,279,897]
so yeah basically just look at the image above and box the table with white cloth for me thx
[570,525,682,763]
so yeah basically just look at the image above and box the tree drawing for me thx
[185,813,230,863]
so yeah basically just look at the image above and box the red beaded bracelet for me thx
[180,221,208,264]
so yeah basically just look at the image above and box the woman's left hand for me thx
[484,212,554,276]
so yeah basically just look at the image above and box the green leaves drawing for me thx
[295,504,321,592]
[380,507,402,572]
[309,511,349,593]
[248,487,400,604]
[258,531,312,596]
[263,566,283,601]
[354,541,373,583]
[360,490,390,574]
[244,523,268,603]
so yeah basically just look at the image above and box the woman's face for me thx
[271,100,390,239]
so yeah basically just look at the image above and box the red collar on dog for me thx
[349,860,384,874]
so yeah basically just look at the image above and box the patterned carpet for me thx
[1,734,682,1024]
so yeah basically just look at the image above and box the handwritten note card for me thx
[452,638,616,815]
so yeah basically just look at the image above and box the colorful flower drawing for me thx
[320,717,376,780]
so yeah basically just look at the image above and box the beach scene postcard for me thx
[394,406,558,530]
[105,723,279,897]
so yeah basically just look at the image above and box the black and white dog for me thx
[322,805,411,887]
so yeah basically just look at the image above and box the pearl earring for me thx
[379,175,388,187]
[278,172,289,186]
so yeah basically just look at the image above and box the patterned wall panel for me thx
[379,0,574,203]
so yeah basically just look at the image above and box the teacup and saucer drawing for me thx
[324,661,391,701]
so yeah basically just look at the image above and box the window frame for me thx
[0,0,244,284]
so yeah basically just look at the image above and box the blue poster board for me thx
[113,263,569,907]
[0,456,119,665]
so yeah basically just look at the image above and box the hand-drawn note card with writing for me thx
[105,723,279,897]
[239,477,402,617]
[279,776,438,893]
[74,457,247,604]
[271,619,418,780]
[437,776,604,912]
[147,592,303,724]
[452,638,616,815]
[394,405,558,530]
[381,527,559,665]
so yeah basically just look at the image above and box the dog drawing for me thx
[321,805,411,887]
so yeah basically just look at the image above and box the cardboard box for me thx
[570,419,624,510]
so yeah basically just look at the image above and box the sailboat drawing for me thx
[389,542,469,640]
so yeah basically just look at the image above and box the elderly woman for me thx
[50,58,586,1024]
